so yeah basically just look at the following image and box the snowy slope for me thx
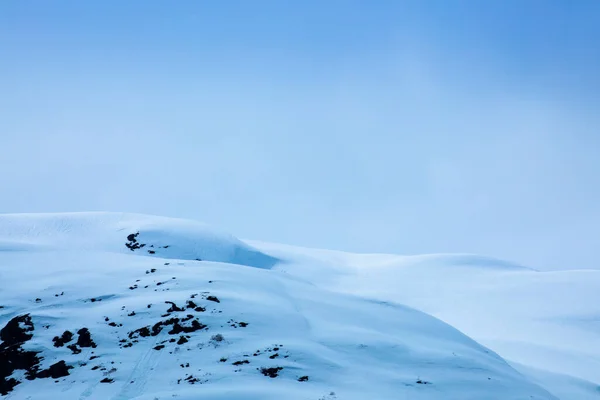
[0,213,582,399]
[252,242,600,399]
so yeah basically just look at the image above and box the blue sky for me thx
[1,1,599,270]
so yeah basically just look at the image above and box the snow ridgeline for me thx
[0,212,278,269]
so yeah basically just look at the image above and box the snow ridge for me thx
[0,212,278,268]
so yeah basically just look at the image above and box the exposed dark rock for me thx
[36,361,72,379]
[232,360,249,366]
[260,367,283,378]
[177,336,188,345]
[153,345,165,351]
[184,374,202,384]
[0,314,42,395]
[298,376,309,382]
[269,353,279,359]
[1,314,34,345]
[168,319,206,335]
[100,378,114,383]
[76,328,96,348]
[126,232,143,251]
[186,300,205,312]
[416,379,431,385]
[185,300,197,308]
[67,344,81,354]
[52,331,74,347]
[151,322,163,336]
[165,301,184,313]
[128,326,151,339]
[229,320,249,328]
[161,316,175,326]
[127,315,205,347]
[206,296,220,303]
[126,242,141,251]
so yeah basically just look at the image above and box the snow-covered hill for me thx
[0,213,596,399]
[251,244,600,399]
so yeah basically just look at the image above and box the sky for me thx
[1,0,599,270]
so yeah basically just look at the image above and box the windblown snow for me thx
[0,212,597,399]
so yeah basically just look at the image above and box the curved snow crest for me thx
[0,212,278,269]
[249,240,534,272]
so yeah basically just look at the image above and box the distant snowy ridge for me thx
[251,240,600,399]
[250,239,533,271]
